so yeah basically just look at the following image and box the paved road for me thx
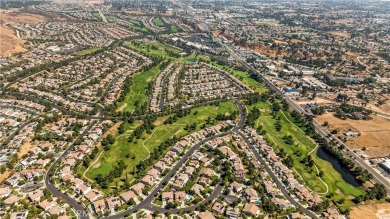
[0,104,40,116]
[43,95,321,219]
[44,99,244,219]
[104,100,245,218]
[97,8,108,22]
[45,119,100,219]
[3,119,35,146]
[43,93,320,219]
[235,130,319,219]
[209,28,390,196]
[312,119,390,195]
[145,185,223,213]
[104,133,236,219]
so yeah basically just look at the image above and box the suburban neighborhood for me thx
[0,0,389,219]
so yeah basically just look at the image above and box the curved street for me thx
[44,98,321,219]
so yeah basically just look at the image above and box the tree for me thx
[283,155,294,168]
[0,165,6,174]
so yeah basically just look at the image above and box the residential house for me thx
[120,190,136,203]
[162,191,174,203]
[93,199,107,214]
[212,202,225,215]
[106,196,123,210]
[28,189,44,202]
[10,211,29,219]
[85,189,103,202]
[4,195,18,205]
[0,187,11,198]
[242,203,260,217]
[131,183,145,194]
[244,187,259,202]
[197,211,216,219]
[175,191,186,202]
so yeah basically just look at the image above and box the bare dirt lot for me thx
[17,139,32,159]
[0,170,12,183]
[0,25,26,56]
[0,12,46,24]
[0,12,46,56]
[296,97,333,105]
[316,113,390,158]
[328,31,351,38]
[351,203,390,219]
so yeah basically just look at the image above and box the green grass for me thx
[152,17,165,27]
[187,55,267,93]
[252,102,364,204]
[117,65,161,113]
[212,62,267,93]
[336,180,364,196]
[127,19,141,26]
[87,102,237,194]
[92,12,101,20]
[170,25,179,33]
[218,101,237,115]
[124,41,181,60]
[126,19,150,34]
[107,14,117,20]
[118,41,191,113]
[73,48,100,56]
[130,26,150,34]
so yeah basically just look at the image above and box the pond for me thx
[316,147,360,187]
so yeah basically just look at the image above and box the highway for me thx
[312,119,390,195]
[208,26,390,195]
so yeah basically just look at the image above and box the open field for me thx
[0,12,46,24]
[0,12,46,56]
[86,102,237,193]
[170,25,179,33]
[0,26,26,56]
[17,139,32,159]
[0,170,12,183]
[316,113,390,158]
[92,12,101,20]
[350,203,390,219]
[328,31,351,38]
